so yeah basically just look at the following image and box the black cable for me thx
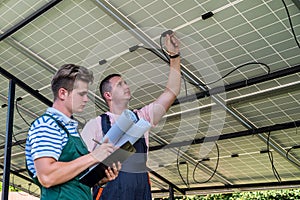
[285,125,300,168]
[28,183,32,195]
[12,130,27,149]
[159,31,271,87]
[160,30,175,61]
[32,187,39,194]
[16,181,29,196]
[136,45,203,91]
[286,145,300,168]
[15,99,31,127]
[176,146,190,188]
[282,0,300,49]
[135,45,189,97]
[193,142,219,184]
[135,33,271,92]
[197,62,271,86]
[14,99,30,149]
[267,131,281,182]
[159,35,170,61]
[185,162,189,187]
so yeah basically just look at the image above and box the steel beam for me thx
[0,67,52,107]
[0,0,63,41]
[173,64,300,105]
[4,38,57,74]
[149,119,300,151]
[93,0,300,182]
[4,37,108,111]
[149,169,185,195]
[94,0,254,128]
[0,164,34,184]
[2,80,16,200]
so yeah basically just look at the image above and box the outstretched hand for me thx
[165,32,180,55]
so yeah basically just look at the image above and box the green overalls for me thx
[28,114,92,200]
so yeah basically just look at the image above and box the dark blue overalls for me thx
[97,113,152,200]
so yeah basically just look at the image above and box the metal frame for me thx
[0,0,63,41]
[149,119,300,151]
[2,80,15,200]
[93,1,300,198]
[0,1,62,198]
[0,0,299,198]
[174,64,300,105]
[0,67,52,107]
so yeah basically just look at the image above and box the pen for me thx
[92,138,102,145]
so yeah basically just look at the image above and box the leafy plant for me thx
[154,189,300,200]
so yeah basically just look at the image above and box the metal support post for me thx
[1,80,16,200]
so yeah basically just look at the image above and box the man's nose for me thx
[83,95,89,102]
[123,82,129,88]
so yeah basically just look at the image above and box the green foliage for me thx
[154,189,300,200]
[0,183,20,192]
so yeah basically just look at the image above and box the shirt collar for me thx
[46,107,78,126]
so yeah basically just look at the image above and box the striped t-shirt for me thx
[25,107,79,177]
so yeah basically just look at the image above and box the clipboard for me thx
[79,141,136,187]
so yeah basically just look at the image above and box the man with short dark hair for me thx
[81,32,181,200]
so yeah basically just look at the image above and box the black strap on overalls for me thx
[26,113,70,183]
[27,114,92,200]
[93,112,148,200]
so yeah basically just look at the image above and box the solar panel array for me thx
[0,0,299,198]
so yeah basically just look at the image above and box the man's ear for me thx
[58,88,68,100]
[103,92,111,101]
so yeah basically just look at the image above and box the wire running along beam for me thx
[173,64,300,105]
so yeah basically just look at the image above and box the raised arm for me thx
[152,32,181,125]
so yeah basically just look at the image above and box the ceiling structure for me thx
[0,0,300,198]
